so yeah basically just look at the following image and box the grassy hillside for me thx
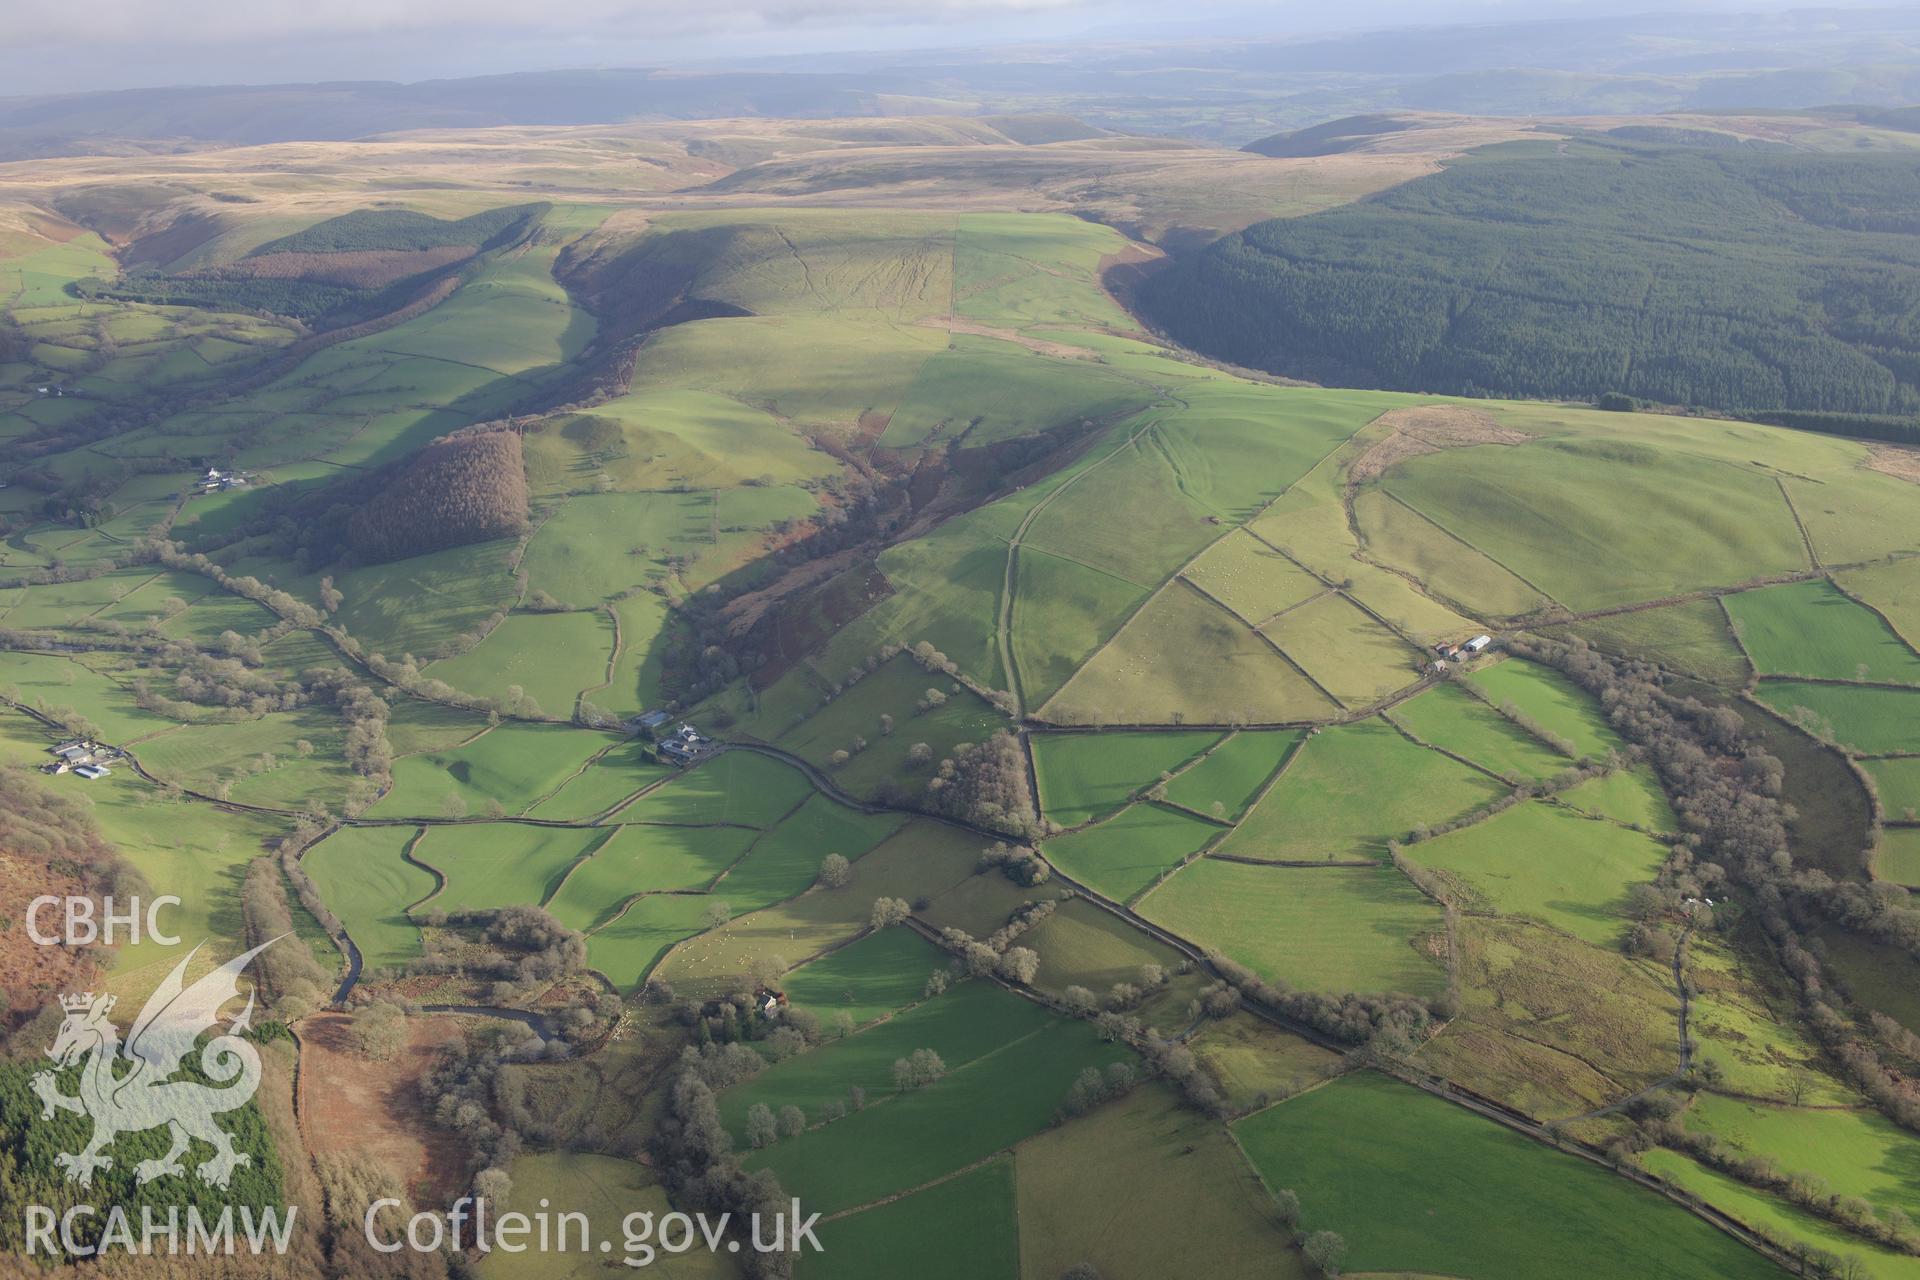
[8,114,1920,1280]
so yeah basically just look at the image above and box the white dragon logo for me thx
[31,938,281,1190]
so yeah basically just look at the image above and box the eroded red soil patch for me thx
[298,1011,467,1207]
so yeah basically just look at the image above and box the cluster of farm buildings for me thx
[196,467,250,494]
[40,738,120,780]
[1427,633,1494,674]
[629,710,717,766]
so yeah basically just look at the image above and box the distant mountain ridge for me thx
[0,68,922,161]
[10,8,1920,160]
[1242,114,1444,157]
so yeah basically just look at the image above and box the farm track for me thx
[1774,476,1821,571]
[573,601,623,722]
[1567,926,1695,1123]
[1204,853,1377,868]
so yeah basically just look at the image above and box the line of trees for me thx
[649,1067,798,1280]
[240,858,334,1021]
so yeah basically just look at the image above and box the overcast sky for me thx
[0,0,1868,96]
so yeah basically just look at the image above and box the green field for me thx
[780,927,948,1030]
[1687,1093,1920,1219]
[915,863,1047,944]
[719,794,906,909]
[1754,681,1920,754]
[1391,680,1570,780]
[954,213,1134,329]
[1641,1150,1920,1280]
[582,893,717,992]
[0,651,176,743]
[524,740,668,820]
[1142,859,1446,996]
[1380,434,1808,611]
[719,980,1052,1139]
[1400,800,1666,944]
[1352,485,1552,618]
[1559,766,1678,832]
[1189,1016,1342,1111]
[1264,591,1421,707]
[89,777,292,994]
[1044,583,1338,726]
[381,698,488,757]
[3,571,156,629]
[602,590,676,717]
[1874,827,1920,884]
[303,825,431,971]
[769,654,1006,798]
[1233,1072,1780,1279]
[611,750,813,827]
[1183,530,1325,625]
[801,1158,1018,1280]
[518,490,710,603]
[425,610,612,716]
[882,336,1152,447]
[138,710,358,810]
[626,315,942,431]
[158,592,279,645]
[1019,896,1190,1002]
[377,239,593,373]
[416,823,606,914]
[528,388,832,494]
[86,570,218,628]
[1161,730,1300,820]
[1467,658,1624,759]
[369,721,612,817]
[744,1014,1129,1214]
[1031,729,1219,827]
[1010,547,1152,712]
[1016,1086,1304,1280]
[848,502,1016,691]
[1724,579,1920,684]
[1155,383,1385,520]
[1686,939,1851,1106]
[482,1153,732,1280]
[1042,802,1220,902]
[546,823,757,930]
[1868,756,1920,822]
[323,540,517,657]
[1838,558,1920,655]
[1218,718,1506,861]
[654,821,982,998]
